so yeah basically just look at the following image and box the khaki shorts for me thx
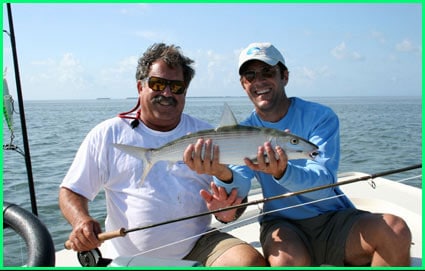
[183,229,247,266]
[260,208,370,266]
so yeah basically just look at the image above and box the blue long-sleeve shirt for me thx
[214,97,354,221]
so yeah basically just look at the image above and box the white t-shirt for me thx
[61,114,214,259]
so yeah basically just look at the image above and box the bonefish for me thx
[113,103,319,182]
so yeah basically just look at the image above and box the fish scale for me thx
[154,126,316,163]
[113,125,319,183]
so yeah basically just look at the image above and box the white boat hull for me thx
[55,172,422,267]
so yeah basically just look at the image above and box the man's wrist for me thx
[216,165,233,183]
[213,196,248,224]
[214,214,235,224]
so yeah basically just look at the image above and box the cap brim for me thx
[238,57,279,74]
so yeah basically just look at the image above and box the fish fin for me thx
[112,143,152,184]
[216,102,238,129]
[113,143,149,160]
[140,162,153,185]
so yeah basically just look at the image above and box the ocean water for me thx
[2,96,422,266]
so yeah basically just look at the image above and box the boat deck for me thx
[56,172,422,267]
[217,172,422,267]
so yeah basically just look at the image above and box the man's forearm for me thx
[59,187,91,226]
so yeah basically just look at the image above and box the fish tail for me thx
[139,154,153,185]
[112,143,156,185]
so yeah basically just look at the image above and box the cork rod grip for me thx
[64,227,126,250]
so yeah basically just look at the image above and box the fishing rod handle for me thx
[64,227,126,250]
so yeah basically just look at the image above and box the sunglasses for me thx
[242,66,277,83]
[144,76,186,95]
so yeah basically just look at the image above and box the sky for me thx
[2,3,422,100]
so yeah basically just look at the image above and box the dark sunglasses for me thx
[242,66,277,83]
[144,76,186,95]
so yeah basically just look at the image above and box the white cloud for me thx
[371,30,386,44]
[296,65,330,82]
[187,49,240,96]
[331,42,346,60]
[331,42,364,61]
[205,50,228,79]
[134,30,173,43]
[395,39,420,52]
[57,53,84,84]
[28,53,85,86]
[120,4,150,15]
[23,53,95,99]
[97,55,138,97]
[351,51,364,61]
[302,67,317,80]
[99,55,137,80]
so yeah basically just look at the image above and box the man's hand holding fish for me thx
[243,140,288,180]
[183,138,233,182]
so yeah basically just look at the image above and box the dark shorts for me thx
[260,208,370,266]
[183,229,247,266]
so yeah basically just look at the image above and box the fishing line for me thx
[128,194,346,256]
[66,164,422,268]
[394,174,422,184]
[65,163,421,251]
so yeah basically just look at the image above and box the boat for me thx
[2,4,422,268]
[5,165,421,267]
[52,168,422,267]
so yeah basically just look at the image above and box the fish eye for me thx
[290,138,299,145]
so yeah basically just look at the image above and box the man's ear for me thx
[240,77,245,89]
[137,80,143,94]
[281,69,289,81]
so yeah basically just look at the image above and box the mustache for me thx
[151,95,177,106]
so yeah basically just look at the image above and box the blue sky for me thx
[2,3,422,100]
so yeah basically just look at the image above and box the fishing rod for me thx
[64,163,421,250]
[5,3,38,216]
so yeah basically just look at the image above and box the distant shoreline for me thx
[23,95,422,102]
